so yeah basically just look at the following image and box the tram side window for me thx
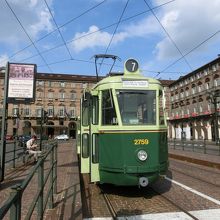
[102,90,118,125]
[82,101,89,126]
[82,133,89,158]
[92,96,99,125]
[159,90,165,125]
[92,134,99,163]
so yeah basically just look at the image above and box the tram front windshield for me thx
[116,90,156,125]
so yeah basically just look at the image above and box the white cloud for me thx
[124,16,160,37]
[0,0,54,43]
[71,25,127,52]
[154,0,220,60]
[70,15,161,53]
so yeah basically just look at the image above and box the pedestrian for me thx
[26,135,42,162]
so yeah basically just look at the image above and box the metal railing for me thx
[4,139,53,170]
[169,138,220,156]
[0,141,58,220]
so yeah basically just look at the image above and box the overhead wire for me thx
[43,0,73,60]
[98,0,130,73]
[0,0,107,65]
[143,0,193,78]
[157,29,220,77]
[4,0,53,72]
[4,0,196,76]
[4,0,176,67]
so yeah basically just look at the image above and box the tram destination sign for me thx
[7,63,36,103]
[122,80,149,88]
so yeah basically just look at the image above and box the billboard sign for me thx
[7,63,36,103]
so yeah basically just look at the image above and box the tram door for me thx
[80,98,90,173]
[90,96,100,182]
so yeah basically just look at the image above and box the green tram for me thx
[79,57,168,187]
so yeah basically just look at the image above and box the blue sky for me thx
[0,0,220,79]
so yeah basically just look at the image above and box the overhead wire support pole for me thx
[0,63,9,182]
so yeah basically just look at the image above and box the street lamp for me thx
[208,89,220,144]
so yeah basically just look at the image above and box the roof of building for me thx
[169,56,220,87]
[0,70,174,87]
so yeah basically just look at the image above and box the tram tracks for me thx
[100,188,118,219]
[170,166,220,188]
[150,186,200,220]
[100,184,201,220]
[81,172,220,219]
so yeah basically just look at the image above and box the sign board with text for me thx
[7,63,36,103]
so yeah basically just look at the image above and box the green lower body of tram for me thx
[96,131,168,187]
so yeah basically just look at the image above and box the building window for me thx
[193,106,197,113]
[206,82,210,90]
[180,92,184,98]
[199,104,203,113]
[48,92,53,99]
[48,107,54,116]
[37,92,43,99]
[12,105,19,116]
[70,108,75,117]
[37,81,44,86]
[59,92,65,100]
[24,106,30,116]
[60,82,65,87]
[198,85,202,92]
[214,78,219,87]
[59,107,65,117]
[36,108,42,117]
[212,64,217,72]
[204,69,208,75]
[71,92,76,100]
[48,81,53,87]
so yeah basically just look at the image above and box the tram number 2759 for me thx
[133,139,149,145]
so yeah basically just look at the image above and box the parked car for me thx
[54,134,69,140]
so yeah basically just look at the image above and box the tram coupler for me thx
[139,177,149,187]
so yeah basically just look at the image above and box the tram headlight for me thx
[137,150,148,161]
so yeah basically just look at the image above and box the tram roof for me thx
[93,73,161,89]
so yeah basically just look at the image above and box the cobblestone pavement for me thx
[1,141,220,220]
[44,140,82,220]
